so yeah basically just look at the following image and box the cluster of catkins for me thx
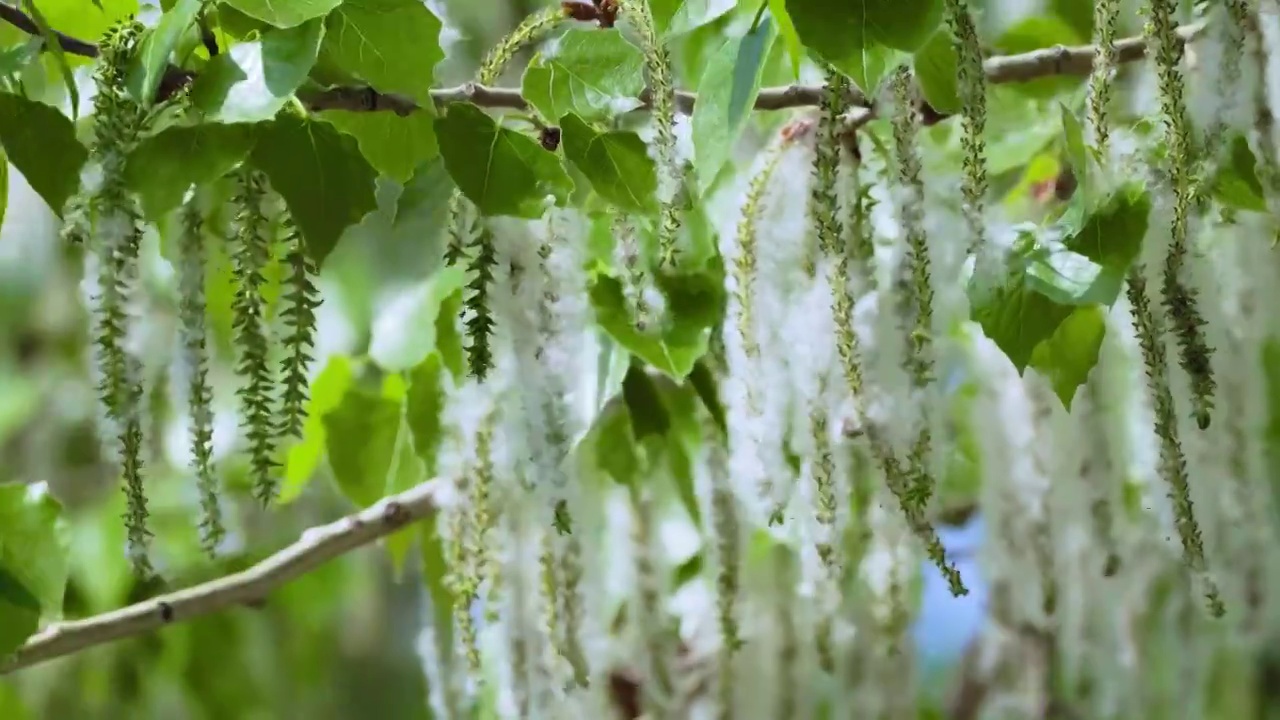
[66,21,320,574]
[425,0,1280,718]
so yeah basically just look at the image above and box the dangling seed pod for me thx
[1125,269,1224,616]
[277,212,320,441]
[229,168,280,504]
[631,484,673,716]
[942,0,988,257]
[618,0,682,267]
[177,190,222,556]
[478,5,566,87]
[1146,0,1217,429]
[85,20,152,576]
[705,425,742,720]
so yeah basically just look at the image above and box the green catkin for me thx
[632,487,674,718]
[177,194,222,556]
[613,214,660,333]
[1146,0,1217,430]
[230,168,279,504]
[619,0,681,267]
[277,214,320,441]
[464,223,498,380]
[445,6,564,371]
[942,0,988,257]
[889,67,944,552]
[705,421,741,720]
[88,20,151,576]
[1125,269,1225,617]
[1088,0,1120,149]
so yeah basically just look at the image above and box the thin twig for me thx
[0,479,447,675]
[0,3,1205,114]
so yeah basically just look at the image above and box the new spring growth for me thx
[1087,0,1121,149]
[1126,268,1224,617]
[88,19,151,576]
[942,0,989,257]
[230,168,281,505]
[177,192,222,556]
[619,0,682,268]
[1147,0,1218,430]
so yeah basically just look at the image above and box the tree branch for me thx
[0,479,448,675]
[0,2,1204,115]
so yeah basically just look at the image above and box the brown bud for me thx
[562,1,600,22]
[918,99,948,127]
[597,0,619,27]
[540,126,562,151]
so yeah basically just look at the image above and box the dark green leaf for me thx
[691,19,775,194]
[435,103,573,218]
[559,113,657,214]
[521,29,646,123]
[320,0,443,104]
[1211,134,1267,212]
[124,123,258,218]
[221,0,342,28]
[785,0,938,86]
[384,416,426,576]
[323,375,406,508]
[1061,183,1151,273]
[321,110,438,183]
[0,482,67,618]
[0,157,7,232]
[1028,305,1106,408]
[0,566,39,658]
[623,360,671,441]
[0,93,87,217]
[687,359,726,434]
[189,18,324,123]
[21,0,76,119]
[249,115,379,266]
[913,29,960,115]
[435,290,466,381]
[127,0,202,105]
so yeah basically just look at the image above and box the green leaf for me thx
[0,566,39,658]
[0,93,87,216]
[664,0,736,36]
[913,29,960,115]
[590,262,725,379]
[968,229,1102,371]
[767,0,802,78]
[124,123,258,218]
[248,115,379,266]
[434,103,573,218]
[406,352,448,471]
[692,18,775,195]
[622,360,671,441]
[189,18,324,123]
[321,110,438,183]
[384,413,426,576]
[1060,103,1089,191]
[1211,134,1267,212]
[0,158,6,232]
[785,0,938,83]
[127,0,202,105]
[320,0,444,104]
[369,265,467,371]
[34,0,135,46]
[521,29,646,123]
[993,17,1084,99]
[1028,304,1106,408]
[0,482,67,619]
[559,113,657,214]
[21,0,77,116]
[323,374,406,508]
[1061,183,1151,273]
[686,359,726,434]
[280,355,356,504]
[435,290,466,381]
[221,0,341,28]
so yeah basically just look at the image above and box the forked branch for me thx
[0,480,447,675]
